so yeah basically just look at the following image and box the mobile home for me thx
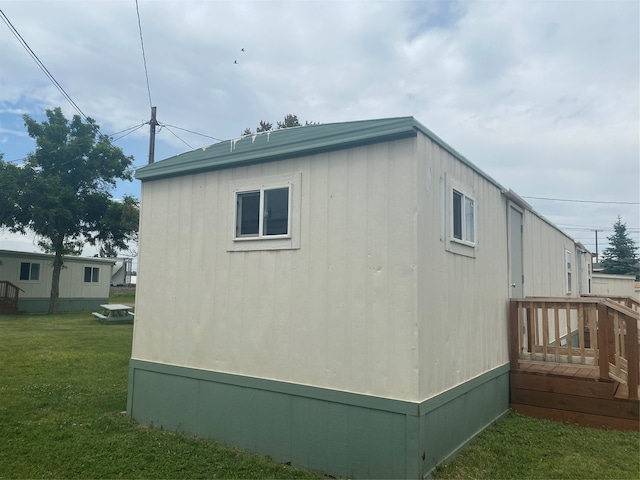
[0,249,114,313]
[128,117,590,478]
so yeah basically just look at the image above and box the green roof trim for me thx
[135,116,504,190]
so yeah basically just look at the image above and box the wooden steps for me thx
[0,297,19,315]
[511,365,639,431]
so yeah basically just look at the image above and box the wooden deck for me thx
[509,297,639,431]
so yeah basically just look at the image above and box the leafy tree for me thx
[0,154,19,229]
[601,216,639,279]
[242,114,315,135]
[1,107,138,313]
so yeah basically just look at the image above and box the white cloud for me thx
[0,0,637,255]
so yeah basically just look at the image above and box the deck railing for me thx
[0,281,21,314]
[582,293,640,313]
[509,297,639,399]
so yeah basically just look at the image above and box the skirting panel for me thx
[127,360,509,479]
[17,297,108,313]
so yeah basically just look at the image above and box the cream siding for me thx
[415,133,509,399]
[132,138,420,401]
[521,212,586,297]
[0,250,112,299]
[132,119,596,405]
[591,273,637,298]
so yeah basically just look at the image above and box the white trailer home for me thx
[0,249,114,313]
[591,273,639,301]
[127,117,591,478]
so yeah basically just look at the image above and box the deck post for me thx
[509,300,520,370]
[624,313,639,400]
[596,303,610,381]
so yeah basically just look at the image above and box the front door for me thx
[509,205,524,298]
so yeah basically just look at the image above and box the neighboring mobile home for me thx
[591,273,639,301]
[128,117,591,478]
[0,249,114,313]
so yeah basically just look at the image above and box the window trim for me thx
[18,261,41,282]
[83,266,100,284]
[234,185,292,240]
[565,249,572,294]
[227,172,301,252]
[443,176,477,258]
[451,188,476,246]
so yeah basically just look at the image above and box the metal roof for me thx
[0,249,116,264]
[135,116,504,189]
[133,115,587,252]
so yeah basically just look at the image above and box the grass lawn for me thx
[0,313,319,479]
[434,413,639,479]
[0,312,637,479]
[108,288,135,305]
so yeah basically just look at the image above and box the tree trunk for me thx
[48,241,64,314]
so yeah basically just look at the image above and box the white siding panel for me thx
[0,253,111,300]
[132,138,420,401]
[416,133,509,399]
[522,212,577,297]
[591,273,636,297]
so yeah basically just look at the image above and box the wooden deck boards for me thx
[511,363,639,431]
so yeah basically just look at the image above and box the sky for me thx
[0,0,638,260]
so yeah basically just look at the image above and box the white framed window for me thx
[441,176,477,258]
[84,266,100,283]
[452,189,476,245]
[235,186,291,239]
[19,262,40,281]
[565,249,572,294]
[228,172,301,252]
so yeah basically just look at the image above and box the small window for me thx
[19,262,40,281]
[235,186,290,239]
[84,267,100,283]
[452,189,475,244]
[565,250,572,294]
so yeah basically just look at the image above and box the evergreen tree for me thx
[276,114,300,129]
[242,114,315,135]
[600,216,639,279]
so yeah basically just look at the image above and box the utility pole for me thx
[148,106,157,164]
[592,229,602,263]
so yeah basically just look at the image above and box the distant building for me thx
[0,249,114,313]
[111,257,136,286]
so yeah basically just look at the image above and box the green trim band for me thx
[128,359,509,416]
[127,360,509,478]
[17,297,108,314]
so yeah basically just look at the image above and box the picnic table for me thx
[92,304,134,324]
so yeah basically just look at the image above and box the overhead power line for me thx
[522,195,639,205]
[162,125,194,150]
[108,123,147,139]
[111,123,147,142]
[160,124,224,142]
[0,9,95,128]
[135,0,153,109]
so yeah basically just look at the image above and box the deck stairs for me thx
[509,296,639,431]
[0,281,21,315]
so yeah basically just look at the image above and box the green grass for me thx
[108,288,135,305]
[0,313,319,479]
[1,313,637,479]
[435,413,639,479]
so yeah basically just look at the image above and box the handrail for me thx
[600,300,639,398]
[509,297,639,400]
[583,294,639,313]
[0,281,21,313]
